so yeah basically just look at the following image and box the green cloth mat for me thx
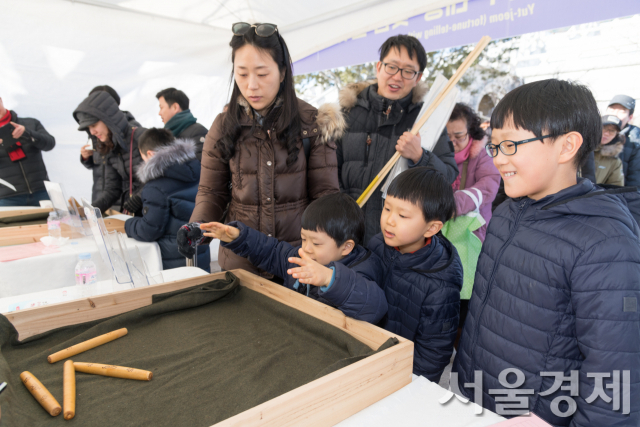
[0,211,50,228]
[0,272,397,426]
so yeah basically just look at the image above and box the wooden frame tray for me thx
[0,218,125,247]
[4,269,413,426]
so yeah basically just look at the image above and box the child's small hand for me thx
[200,222,240,242]
[287,248,334,287]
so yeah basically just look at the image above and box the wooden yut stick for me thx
[63,360,76,420]
[74,362,153,381]
[20,371,61,417]
[357,36,492,207]
[48,328,128,364]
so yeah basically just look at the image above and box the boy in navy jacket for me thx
[125,128,210,270]
[453,79,640,426]
[200,192,387,324]
[369,167,463,382]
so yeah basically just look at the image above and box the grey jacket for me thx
[337,80,458,244]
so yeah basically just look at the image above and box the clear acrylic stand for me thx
[82,199,162,288]
[44,180,90,236]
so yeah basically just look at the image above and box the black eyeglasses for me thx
[485,135,554,158]
[232,22,278,37]
[381,62,418,80]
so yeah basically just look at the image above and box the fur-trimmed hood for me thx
[469,136,489,159]
[136,139,199,183]
[235,95,345,143]
[598,137,625,158]
[338,79,429,111]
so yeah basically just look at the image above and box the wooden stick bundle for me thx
[356,36,492,207]
[20,371,61,417]
[63,360,76,420]
[74,362,153,381]
[48,328,128,363]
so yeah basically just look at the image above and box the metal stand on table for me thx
[185,244,198,268]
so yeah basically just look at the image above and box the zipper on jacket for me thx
[364,134,372,166]
[466,198,531,374]
[19,161,33,194]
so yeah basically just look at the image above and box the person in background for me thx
[125,128,210,270]
[446,103,500,242]
[0,95,55,206]
[337,35,458,244]
[606,94,640,186]
[73,91,146,215]
[594,115,625,186]
[80,85,140,210]
[156,88,208,161]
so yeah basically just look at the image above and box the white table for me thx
[0,266,208,313]
[0,236,162,298]
[338,375,506,427]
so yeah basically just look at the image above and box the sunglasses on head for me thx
[232,22,278,38]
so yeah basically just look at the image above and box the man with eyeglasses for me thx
[337,35,458,244]
[605,94,640,186]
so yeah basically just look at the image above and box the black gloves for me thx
[123,194,143,216]
[177,222,205,258]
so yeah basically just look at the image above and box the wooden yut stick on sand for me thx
[48,328,128,363]
[20,371,62,417]
[63,360,76,420]
[74,362,153,381]
[356,35,492,208]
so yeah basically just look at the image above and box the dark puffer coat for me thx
[337,80,459,244]
[453,179,640,427]
[190,96,344,276]
[619,124,640,187]
[221,221,387,323]
[0,111,55,199]
[73,92,145,213]
[368,233,463,382]
[175,122,208,161]
[81,111,141,205]
[125,139,210,270]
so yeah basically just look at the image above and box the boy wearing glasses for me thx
[452,79,640,426]
[337,35,458,244]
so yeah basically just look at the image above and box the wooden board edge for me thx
[0,208,52,220]
[216,340,414,427]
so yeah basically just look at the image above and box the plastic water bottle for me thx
[47,212,61,240]
[75,253,97,285]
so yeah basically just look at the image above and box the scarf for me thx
[165,109,197,137]
[0,110,11,128]
[452,138,474,191]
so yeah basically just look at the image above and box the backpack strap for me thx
[129,127,137,197]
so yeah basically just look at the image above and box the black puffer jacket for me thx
[619,124,640,186]
[337,80,458,244]
[0,111,55,199]
[73,92,146,213]
[175,122,207,161]
[81,111,141,204]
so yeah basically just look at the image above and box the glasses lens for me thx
[500,141,517,155]
[384,64,398,76]
[401,69,417,79]
[486,145,498,157]
[232,22,251,35]
[255,24,277,37]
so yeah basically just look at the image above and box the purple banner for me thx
[293,0,640,75]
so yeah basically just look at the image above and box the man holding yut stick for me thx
[337,35,458,244]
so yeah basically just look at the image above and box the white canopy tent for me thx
[1,0,456,199]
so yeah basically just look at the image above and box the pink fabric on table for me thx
[453,136,500,242]
[0,242,60,262]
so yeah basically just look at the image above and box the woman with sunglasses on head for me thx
[446,103,500,243]
[179,23,344,276]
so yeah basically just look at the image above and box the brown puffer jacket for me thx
[191,96,345,275]
[595,135,625,187]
